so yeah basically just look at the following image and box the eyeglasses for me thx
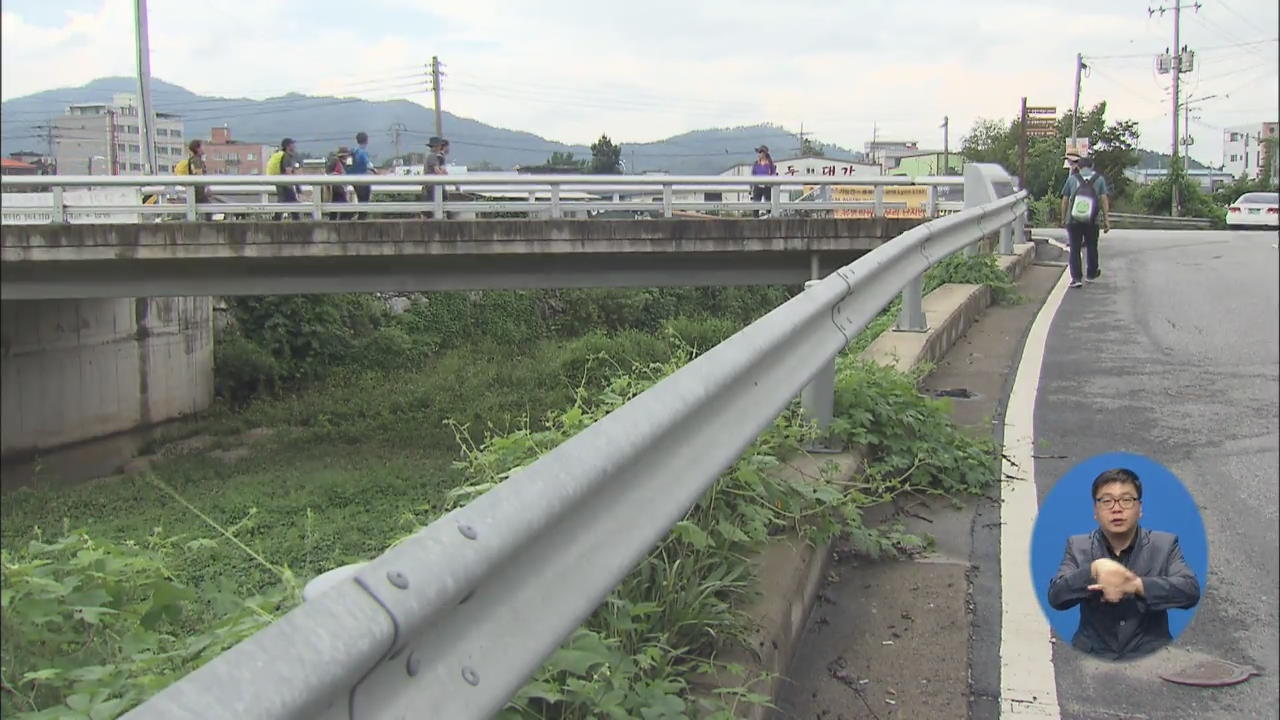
[1095,496,1139,510]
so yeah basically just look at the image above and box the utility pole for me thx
[388,122,407,161]
[941,116,949,175]
[1071,53,1084,149]
[1151,2,1200,215]
[133,0,158,175]
[1171,2,1181,215]
[1018,97,1028,194]
[430,56,444,138]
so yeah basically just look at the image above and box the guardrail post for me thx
[662,184,673,218]
[998,224,1013,254]
[770,182,781,216]
[186,183,198,222]
[51,186,65,224]
[310,183,323,221]
[926,185,938,218]
[896,273,928,332]
[874,185,885,218]
[432,180,445,219]
[1013,204,1027,246]
[551,183,563,219]
[800,279,840,453]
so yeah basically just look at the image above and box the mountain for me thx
[1,77,867,174]
[1134,148,1212,171]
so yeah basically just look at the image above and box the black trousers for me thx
[1066,222,1100,282]
[353,183,372,220]
[751,185,771,217]
[275,185,298,220]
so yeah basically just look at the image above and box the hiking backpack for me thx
[1069,174,1103,225]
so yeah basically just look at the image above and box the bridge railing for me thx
[0,173,966,223]
[117,164,1026,720]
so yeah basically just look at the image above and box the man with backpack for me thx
[348,131,378,219]
[1059,155,1112,289]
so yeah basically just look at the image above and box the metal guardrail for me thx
[0,173,966,222]
[118,164,1027,720]
[1107,212,1215,230]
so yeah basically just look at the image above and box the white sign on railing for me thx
[1,188,142,225]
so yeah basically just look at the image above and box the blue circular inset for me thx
[1030,452,1209,646]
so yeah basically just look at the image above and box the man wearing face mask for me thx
[1048,468,1201,661]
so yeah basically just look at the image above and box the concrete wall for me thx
[1,296,214,458]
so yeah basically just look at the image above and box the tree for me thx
[545,151,588,170]
[800,138,826,157]
[960,102,1140,208]
[590,135,622,174]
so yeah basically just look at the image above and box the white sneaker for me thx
[1069,280,1083,288]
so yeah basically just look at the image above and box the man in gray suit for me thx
[1048,468,1201,660]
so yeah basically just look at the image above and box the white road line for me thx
[999,267,1071,719]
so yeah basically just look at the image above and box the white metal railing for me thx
[0,173,967,223]
[117,165,1026,720]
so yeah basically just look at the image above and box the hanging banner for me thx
[829,185,928,218]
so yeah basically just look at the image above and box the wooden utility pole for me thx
[430,56,444,138]
[941,116,949,175]
[1070,53,1084,148]
[1018,97,1028,192]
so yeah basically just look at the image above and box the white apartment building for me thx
[1221,122,1278,180]
[53,93,184,175]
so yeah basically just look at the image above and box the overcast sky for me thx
[2,0,1276,166]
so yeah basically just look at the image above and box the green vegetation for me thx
[3,257,1014,718]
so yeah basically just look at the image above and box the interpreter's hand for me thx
[1089,558,1137,603]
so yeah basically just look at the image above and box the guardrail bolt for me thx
[458,523,478,540]
[462,666,480,686]
[406,652,420,677]
[387,570,410,589]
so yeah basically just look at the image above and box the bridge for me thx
[0,169,1012,458]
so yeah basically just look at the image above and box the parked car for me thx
[1226,191,1279,230]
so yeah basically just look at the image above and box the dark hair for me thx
[1092,468,1142,500]
[188,139,202,153]
[1077,157,1095,169]
[281,137,295,150]
[356,131,368,144]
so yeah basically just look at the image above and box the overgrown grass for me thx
[1,259,1013,718]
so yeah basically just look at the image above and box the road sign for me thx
[1027,106,1057,115]
[1026,119,1057,127]
[1027,129,1057,138]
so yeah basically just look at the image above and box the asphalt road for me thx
[1033,228,1280,719]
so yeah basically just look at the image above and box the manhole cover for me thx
[1159,659,1261,687]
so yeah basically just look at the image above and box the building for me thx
[864,140,921,172]
[202,126,273,175]
[52,93,184,175]
[891,152,967,177]
[1123,167,1236,192]
[1,158,39,176]
[7,151,53,175]
[1221,122,1278,180]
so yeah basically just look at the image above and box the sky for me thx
[1,0,1277,167]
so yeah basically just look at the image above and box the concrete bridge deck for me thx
[1,217,919,299]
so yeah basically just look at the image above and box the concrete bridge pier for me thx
[1,296,214,460]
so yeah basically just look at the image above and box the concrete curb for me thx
[705,242,1037,719]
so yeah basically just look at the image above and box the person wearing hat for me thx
[422,136,450,219]
[750,145,776,218]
